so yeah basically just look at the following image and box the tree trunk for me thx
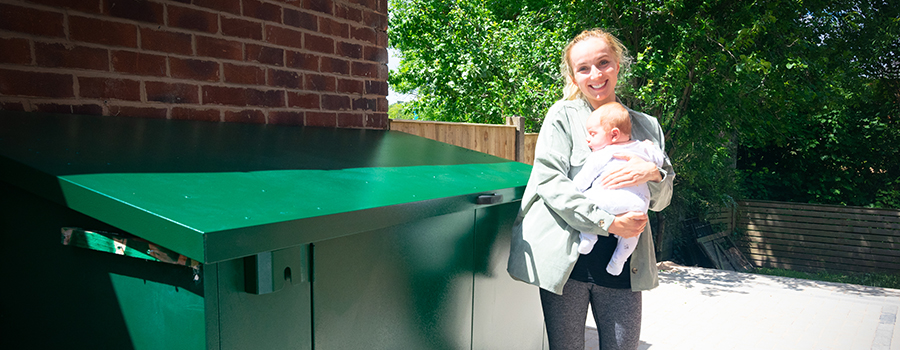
[654,211,667,258]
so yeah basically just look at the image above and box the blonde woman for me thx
[508,29,675,350]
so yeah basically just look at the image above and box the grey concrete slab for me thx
[584,266,900,350]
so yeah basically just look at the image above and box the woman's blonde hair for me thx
[560,29,632,101]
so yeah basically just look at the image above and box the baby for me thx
[573,102,667,276]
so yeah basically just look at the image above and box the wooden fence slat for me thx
[739,236,899,264]
[744,257,888,275]
[740,224,900,249]
[739,216,900,240]
[740,227,900,251]
[737,219,900,240]
[741,246,900,271]
[741,255,897,275]
[739,200,900,218]
[741,231,900,255]
[740,220,899,240]
[524,133,538,165]
[739,242,890,265]
[739,206,900,225]
[740,222,900,245]
[742,246,900,271]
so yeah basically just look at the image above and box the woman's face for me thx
[568,37,620,108]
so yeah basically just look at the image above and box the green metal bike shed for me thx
[0,111,544,349]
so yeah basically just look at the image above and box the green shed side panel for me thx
[313,210,476,350]
[216,256,313,350]
[473,203,547,349]
[108,273,206,350]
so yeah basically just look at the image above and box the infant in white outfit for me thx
[572,102,666,276]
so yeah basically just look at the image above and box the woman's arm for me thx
[600,153,673,213]
[608,212,648,238]
[597,154,661,189]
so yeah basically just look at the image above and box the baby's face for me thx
[585,118,614,151]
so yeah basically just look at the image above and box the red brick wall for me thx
[0,0,389,129]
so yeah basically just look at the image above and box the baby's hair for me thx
[591,102,632,138]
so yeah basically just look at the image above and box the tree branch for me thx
[667,64,695,146]
[604,0,625,33]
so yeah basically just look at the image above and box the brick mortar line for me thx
[0,62,384,94]
[0,94,382,110]
[0,28,387,70]
[0,14,384,58]
[0,100,381,124]
[97,97,380,110]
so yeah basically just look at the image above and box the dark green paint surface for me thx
[0,112,531,262]
[473,204,549,349]
[0,181,207,349]
[313,202,546,350]
[314,210,476,350]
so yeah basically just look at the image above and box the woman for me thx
[507,29,675,350]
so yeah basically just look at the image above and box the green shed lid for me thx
[0,112,531,263]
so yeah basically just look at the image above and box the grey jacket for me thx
[507,98,675,294]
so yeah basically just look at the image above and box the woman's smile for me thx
[589,80,608,91]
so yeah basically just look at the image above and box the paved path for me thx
[584,265,900,350]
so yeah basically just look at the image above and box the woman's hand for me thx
[608,211,648,238]
[599,153,661,189]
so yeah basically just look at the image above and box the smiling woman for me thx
[507,28,674,350]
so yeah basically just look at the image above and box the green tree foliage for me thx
[388,0,900,256]
[389,0,571,132]
[388,101,414,119]
[736,0,899,208]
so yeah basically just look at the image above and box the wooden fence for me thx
[389,118,538,165]
[712,200,900,274]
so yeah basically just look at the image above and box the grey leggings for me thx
[540,279,642,350]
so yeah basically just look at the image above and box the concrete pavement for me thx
[584,265,900,350]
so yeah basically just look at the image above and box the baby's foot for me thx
[578,241,594,255]
[606,261,624,276]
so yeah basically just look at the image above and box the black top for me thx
[569,234,631,289]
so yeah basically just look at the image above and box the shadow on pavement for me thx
[658,264,900,299]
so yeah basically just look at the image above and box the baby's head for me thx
[585,102,632,151]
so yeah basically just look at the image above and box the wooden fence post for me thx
[506,116,524,163]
